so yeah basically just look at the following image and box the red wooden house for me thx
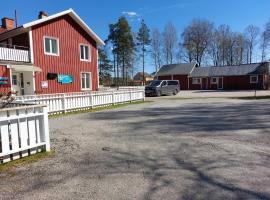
[0,9,104,95]
[156,62,269,90]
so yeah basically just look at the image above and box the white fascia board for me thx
[23,9,105,46]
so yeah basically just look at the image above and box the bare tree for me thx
[260,31,268,61]
[151,28,163,73]
[245,25,260,63]
[182,19,214,66]
[163,22,177,64]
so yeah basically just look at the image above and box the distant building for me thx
[156,62,269,90]
[133,72,153,85]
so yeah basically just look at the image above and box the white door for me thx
[12,73,24,95]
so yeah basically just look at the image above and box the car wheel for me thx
[173,89,178,95]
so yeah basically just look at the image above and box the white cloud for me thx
[122,11,139,18]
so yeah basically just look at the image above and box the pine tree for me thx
[137,19,151,85]
[98,48,112,86]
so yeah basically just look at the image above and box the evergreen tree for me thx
[98,48,112,86]
[137,19,151,85]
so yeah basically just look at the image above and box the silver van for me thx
[145,80,180,97]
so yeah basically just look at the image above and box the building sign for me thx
[58,74,73,84]
[41,81,48,88]
[0,77,9,85]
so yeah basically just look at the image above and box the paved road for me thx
[1,97,270,200]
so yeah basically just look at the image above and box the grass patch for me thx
[49,100,152,118]
[0,150,55,173]
[229,95,270,100]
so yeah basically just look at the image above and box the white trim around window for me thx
[192,78,201,84]
[250,75,258,83]
[79,43,91,62]
[43,36,60,56]
[211,77,218,84]
[81,72,92,90]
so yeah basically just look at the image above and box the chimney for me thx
[38,11,48,19]
[1,17,14,30]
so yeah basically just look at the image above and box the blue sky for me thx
[1,0,270,73]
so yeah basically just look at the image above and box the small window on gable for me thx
[192,78,201,84]
[250,75,258,83]
[80,44,91,61]
[44,37,59,56]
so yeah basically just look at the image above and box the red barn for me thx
[0,9,104,95]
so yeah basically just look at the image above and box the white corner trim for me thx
[29,28,34,63]
[97,48,99,89]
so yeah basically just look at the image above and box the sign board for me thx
[0,77,9,85]
[58,74,73,84]
[41,81,48,88]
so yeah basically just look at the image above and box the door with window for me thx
[12,73,24,95]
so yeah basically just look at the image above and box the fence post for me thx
[42,106,50,152]
[130,90,132,103]
[62,93,66,113]
[112,91,115,105]
[90,92,94,108]
[143,90,145,101]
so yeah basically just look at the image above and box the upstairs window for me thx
[44,37,59,56]
[80,44,91,61]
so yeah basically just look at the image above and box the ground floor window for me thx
[192,78,201,84]
[81,72,91,90]
[250,75,258,83]
[211,77,218,84]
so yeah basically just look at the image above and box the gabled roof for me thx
[0,9,104,45]
[190,63,269,77]
[156,62,198,76]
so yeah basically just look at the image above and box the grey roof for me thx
[156,62,198,76]
[190,63,269,77]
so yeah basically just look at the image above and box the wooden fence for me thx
[0,103,50,163]
[15,89,145,114]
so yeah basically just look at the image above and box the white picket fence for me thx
[0,103,50,163]
[15,89,145,114]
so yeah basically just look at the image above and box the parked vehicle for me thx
[145,80,180,97]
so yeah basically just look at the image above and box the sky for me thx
[1,0,270,73]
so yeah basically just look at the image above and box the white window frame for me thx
[81,72,92,90]
[192,78,201,84]
[43,36,60,56]
[79,43,91,62]
[211,77,218,84]
[250,75,258,83]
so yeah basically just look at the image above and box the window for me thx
[168,81,179,85]
[161,81,167,86]
[81,72,91,90]
[80,44,91,61]
[12,75,17,85]
[250,75,258,83]
[192,78,201,84]
[44,37,59,56]
[211,77,218,84]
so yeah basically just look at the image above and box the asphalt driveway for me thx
[1,96,270,200]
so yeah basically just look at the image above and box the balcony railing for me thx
[0,44,30,63]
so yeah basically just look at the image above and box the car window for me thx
[161,81,167,86]
[149,80,162,87]
[168,81,179,85]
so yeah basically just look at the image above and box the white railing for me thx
[0,46,30,62]
[0,103,50,163]
[15,90,145,114]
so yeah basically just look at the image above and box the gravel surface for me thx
[1,96,270,200]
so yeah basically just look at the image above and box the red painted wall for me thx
[158,74,189,90]
[0,65,11,94]
[189,75,266,90]
[32,15,98,94]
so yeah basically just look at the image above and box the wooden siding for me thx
[0,65,11,93]
[32,15,98,94]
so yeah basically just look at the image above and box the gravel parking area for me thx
[1,96,270,200]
